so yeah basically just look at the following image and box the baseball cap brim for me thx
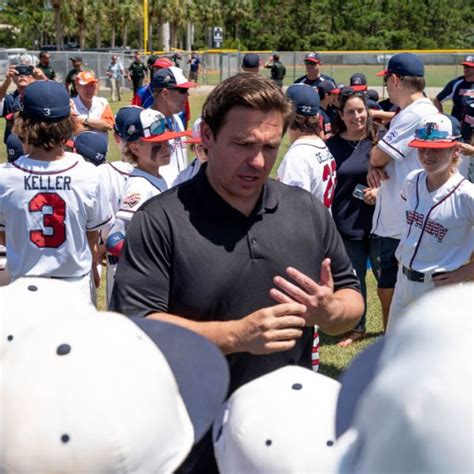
[76,78,98,85]
[376,69,388,77]
[131,317,229,442]
[305,58,320,64]
[173,81,197,89]
[409,139,458,149]
[351,85,368,91]
[140,130,189,143]
[461,61,474,67]
[186,138,202,144]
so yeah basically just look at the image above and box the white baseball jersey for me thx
[158,114,188,188]
[98,161,134,239]
[115,168,167,226]
[372,98,438,239]
[172,157,202,186]
[0,153,112,279]
[277,137,337,208]
[396,170,474,273]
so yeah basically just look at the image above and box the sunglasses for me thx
[143,117,168,137]
[171,87,188,94]
[383,74,394,85]
[304,61,319,66]
[340,87,366,99]
[414,127,453,141]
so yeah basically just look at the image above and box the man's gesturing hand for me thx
[269,258,344,329]
[234,303,307,355]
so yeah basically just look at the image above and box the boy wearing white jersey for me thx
[0,81,112,301]
[278,84,337,209]
[277,84,336,372]
[150,67,196,187]
[106,108,186,275]
[388,113,474,330]
[368,53,438,330]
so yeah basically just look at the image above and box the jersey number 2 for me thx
[29,193,66,248]
[322,160,337,208]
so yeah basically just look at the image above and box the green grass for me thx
[204,64,461,88]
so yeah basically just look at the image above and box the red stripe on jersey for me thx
[109,162,133,176]
[13,160,79,175]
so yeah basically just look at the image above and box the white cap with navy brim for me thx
[213,365,341,473]
[0,280,229,473]
[335,283,473,473]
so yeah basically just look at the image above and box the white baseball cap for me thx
[336,283,474,473]
[213,366,341,473]
[1,288,229,472]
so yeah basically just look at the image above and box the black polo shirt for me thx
[111,164,359,391]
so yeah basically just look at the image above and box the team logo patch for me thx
[122,192,141,208]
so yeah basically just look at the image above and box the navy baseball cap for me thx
[114,105,143,138]
[377,52,424,77]
[242,53,260,69]
[350,72,368,91]
[366,89,379,102]
[20,80,71,122]
[69,56,83,63]
[461,55,474,67]
[6,133,24,162]
[152,66,196,89]
[304,52,321,64]
[73,131,108,166]
[318,80,337,95]
[122,107,188,143]
[286,84,320,116]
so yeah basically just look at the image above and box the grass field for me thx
[204,64,462,88]
[0,89,386,379]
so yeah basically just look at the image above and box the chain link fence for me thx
[2,50,473,92]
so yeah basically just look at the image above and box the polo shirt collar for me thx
[193,163,279,218]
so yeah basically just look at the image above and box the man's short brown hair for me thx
[398,75,426,93]
[13,115,77,151]
[202,73,294,137]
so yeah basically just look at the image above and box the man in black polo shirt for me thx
[111,73,363,472]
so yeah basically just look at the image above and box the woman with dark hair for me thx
[327,87,382,346]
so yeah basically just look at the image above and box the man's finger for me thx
[320,258,333,288]
[285,266,319,292]
[273,275,311,304]
[264,340,298,353]
[269,327,304,341]
[273,315,306,329]
[269,287,295,304]
[270,302,307,317]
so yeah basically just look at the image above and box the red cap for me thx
[153,57,174,69]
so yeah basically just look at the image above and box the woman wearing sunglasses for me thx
[327,87,383,346]
[106,107,187,259]
[387,113,474,331]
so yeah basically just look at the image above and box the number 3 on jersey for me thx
[322,160,337,208]
[29,193,66,248]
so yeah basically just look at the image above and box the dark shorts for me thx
[377,236,400,289]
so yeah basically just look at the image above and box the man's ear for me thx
[200,121,214,148]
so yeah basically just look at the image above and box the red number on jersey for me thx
[29,193,66,248]
[322,160,337,208]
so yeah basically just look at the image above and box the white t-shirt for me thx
[158,114,188,188]
[396,170,474,273]
[372,97,438,239]
[98,161,134,239]
[277,137,337,208]
[0,153,112,279]
[72,95,115,143]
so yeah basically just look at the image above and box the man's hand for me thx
[457,142,474,156]
[270,259,343,327]
[33,67,47,80]
[234,303,307,355]
[367,164,389,188]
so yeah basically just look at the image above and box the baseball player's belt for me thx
[402,266,445,283]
